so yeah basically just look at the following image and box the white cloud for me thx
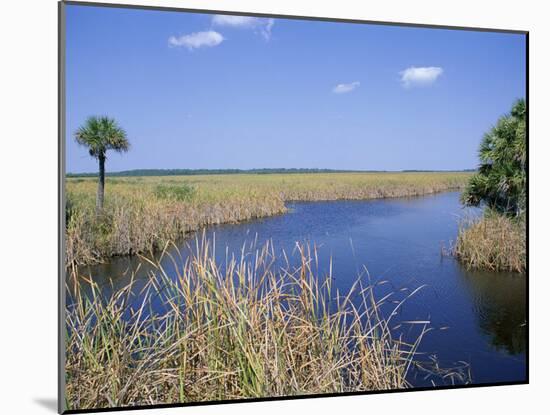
[212,15,258,27]
[168,30,224,50]
[332,81,360,94]
[399,66,443,88]
[212,15,275,40]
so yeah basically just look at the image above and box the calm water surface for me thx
[78,191,526,386]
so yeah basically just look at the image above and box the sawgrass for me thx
[65,172,471,266]
[454,211,526,273]
[65,237,441,410]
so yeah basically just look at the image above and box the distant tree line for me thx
[67,168,475,178]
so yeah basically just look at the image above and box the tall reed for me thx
[454,211,526,273]
[65,238,436,410]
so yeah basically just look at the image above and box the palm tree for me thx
[74,116,130,213]
[461,98,526,216]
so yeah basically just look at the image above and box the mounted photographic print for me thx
[59,1,528,413]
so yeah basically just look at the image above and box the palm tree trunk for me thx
[96,153,105,214]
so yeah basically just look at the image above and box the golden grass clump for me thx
[65,238,435,411]
[454,212,526,273]
[66,172,471,266]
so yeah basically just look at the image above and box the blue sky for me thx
[65,5,526,173]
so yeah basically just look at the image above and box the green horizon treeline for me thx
[66,167,476,178]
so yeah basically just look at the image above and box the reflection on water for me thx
[73,191,526,385]
[462,267,526,355]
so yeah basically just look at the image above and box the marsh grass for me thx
[454,211,526,273]
[154,183,196,201]
[65,237,445,410]
[66,172,471,266]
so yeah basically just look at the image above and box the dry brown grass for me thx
[66,172,471,266]
[65,237,437,411]
[454,212,526,273]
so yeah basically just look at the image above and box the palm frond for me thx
[462,99,526,216]
[74,116,130,158]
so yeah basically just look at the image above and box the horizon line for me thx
[67,167,476,177]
